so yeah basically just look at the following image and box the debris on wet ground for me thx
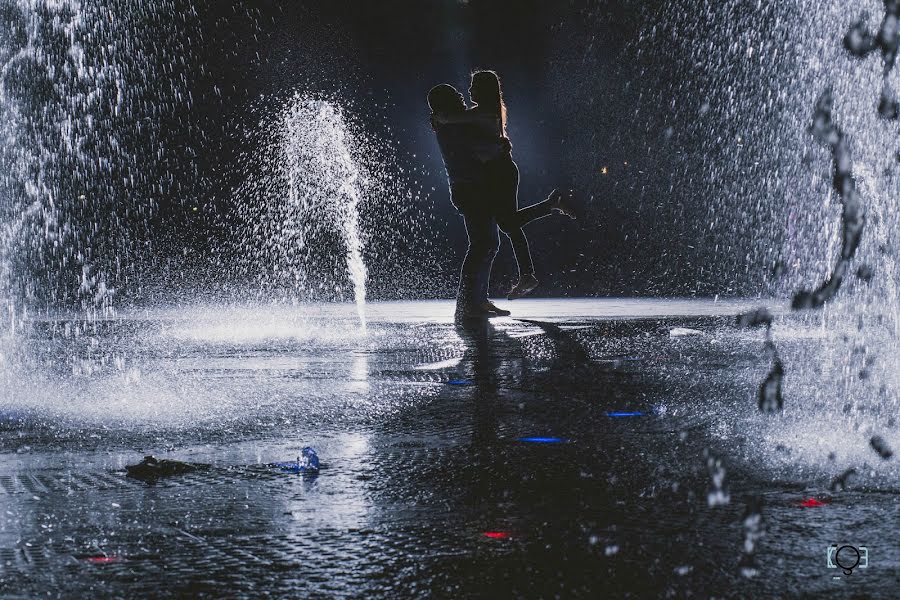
[274,446,320,473]
[870,435,894,460]
[125,456,211,482]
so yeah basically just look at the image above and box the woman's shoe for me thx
[507,273,539,300]
[549,188,577,219]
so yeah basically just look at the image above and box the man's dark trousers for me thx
[452,183,499,315]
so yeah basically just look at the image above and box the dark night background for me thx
[46,0,802,306]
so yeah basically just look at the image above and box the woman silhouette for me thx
[434,70,575,299]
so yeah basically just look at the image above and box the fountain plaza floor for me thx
[0,298,897,598]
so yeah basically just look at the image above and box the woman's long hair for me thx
[470,70,507,136]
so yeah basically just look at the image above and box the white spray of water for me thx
[280,98,368,328]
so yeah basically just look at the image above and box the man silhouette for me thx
[428,83,510,319]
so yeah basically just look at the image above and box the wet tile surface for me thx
[0,299,897,598]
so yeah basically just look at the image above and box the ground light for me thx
[799,498,829,508]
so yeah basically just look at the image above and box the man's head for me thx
[427,84,466,115]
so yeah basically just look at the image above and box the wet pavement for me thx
[0,299,898,598]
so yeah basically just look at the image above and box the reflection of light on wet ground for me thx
[156,306,371,344]
[349,351,369,394]
[414,357,462,370]
[284,433,371,530]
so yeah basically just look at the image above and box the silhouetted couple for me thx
[429,70,575,320]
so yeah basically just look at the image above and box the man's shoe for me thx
[484,301,511,316]
[507,273,539,300]
[456,304,496,320]
[455,302,510,320]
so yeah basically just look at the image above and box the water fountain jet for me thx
[280,97,368,329]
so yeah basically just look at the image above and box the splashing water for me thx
[0,1,213,335]
[579,0,900,489]
[281,98,368,328]
[0,0,127,351]
[232,92,408,330]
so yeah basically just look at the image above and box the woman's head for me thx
[469,70,506,132]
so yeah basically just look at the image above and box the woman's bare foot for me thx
[507,273,539,300]
[549,188,577,219]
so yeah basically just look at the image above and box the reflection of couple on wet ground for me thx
[429,70,576,320]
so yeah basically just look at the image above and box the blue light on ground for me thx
[517,437,567,444]
[604,411,645,417]
[447,379,474,385]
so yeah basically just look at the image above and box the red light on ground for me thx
[483,531,510,539]
[85,555,121,564]
[799,498,828,507]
